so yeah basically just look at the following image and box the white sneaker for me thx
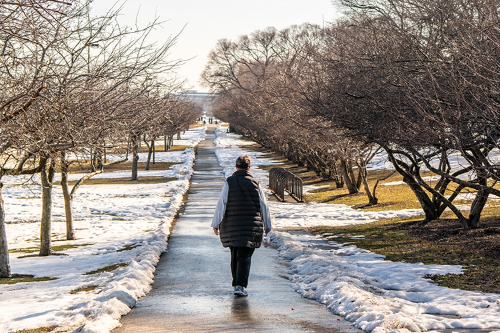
[233,285,248,296]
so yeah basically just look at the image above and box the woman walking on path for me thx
[211,154,272,297]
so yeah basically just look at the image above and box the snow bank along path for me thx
[0,126,206,333]
[214,125,500,333]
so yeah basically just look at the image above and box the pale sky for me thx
[91,1,341,92]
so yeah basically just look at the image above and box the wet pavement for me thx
[113,125,361,332]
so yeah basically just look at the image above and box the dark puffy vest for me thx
[219,170,263,248]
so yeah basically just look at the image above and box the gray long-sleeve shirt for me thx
[211,181,272,231]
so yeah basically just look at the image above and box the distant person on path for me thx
[211,154,272,297]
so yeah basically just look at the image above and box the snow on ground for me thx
[269,202,423,229]
[214,124,500,333]
[267,232,500,333]
[367,151,394,171]
[213,126,281,182]
[304,184,330,194]
[0,126,206,333]
[383,176,440,186]
[367,148,500,173]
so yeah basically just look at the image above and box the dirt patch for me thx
[12,327,57,333]
[0,275,57,285]
[395,218,500,259]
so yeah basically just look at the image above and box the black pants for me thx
[229,246,255,288]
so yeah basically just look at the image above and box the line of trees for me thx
[202,0,500,230]
[0,1,200,277]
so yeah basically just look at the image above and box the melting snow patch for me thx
[0,126,206,333]
[265,231,500,333]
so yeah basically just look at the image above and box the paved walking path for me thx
[113,125,360,332]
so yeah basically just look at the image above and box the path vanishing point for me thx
[113,125,361,332]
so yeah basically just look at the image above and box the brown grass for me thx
[61,148,187,173]
[11,327,57,333]
[0,275,57,285]
[84,263,128,275]
[54,176,177,186]
[138,145,191,153]
[10,243,94,254]
[101,161,179,172]
[116,243,141,252]
[70,285,99,294]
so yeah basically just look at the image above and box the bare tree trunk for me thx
[64,156,127,240]
[90,149,96,172]
[90,149,102,172]
[131,134,139,181]
[90,149,103,172]
[355,166,363,190]
[347,161,359,190]
[297,155,305,167]
[357,162,377,204]
[386,150,440,221]
[177,132,181,140]
[336,175,344,188]
[164,136,167,152]
[144,137,152,171]
[40,158,55,256]
[95,149,103,171]
[0,182,11,277]
[60,154,75,240]
[329,161,344,188]
[152,140,155,164]
[468,177,489,229]
[340,159,358,194]
[406,175,440,221]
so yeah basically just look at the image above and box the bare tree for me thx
[0,0,77,276]
[1,0,188,266]
[323,0,500,227]
[203,0,499,228]
[202,24,376,199]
